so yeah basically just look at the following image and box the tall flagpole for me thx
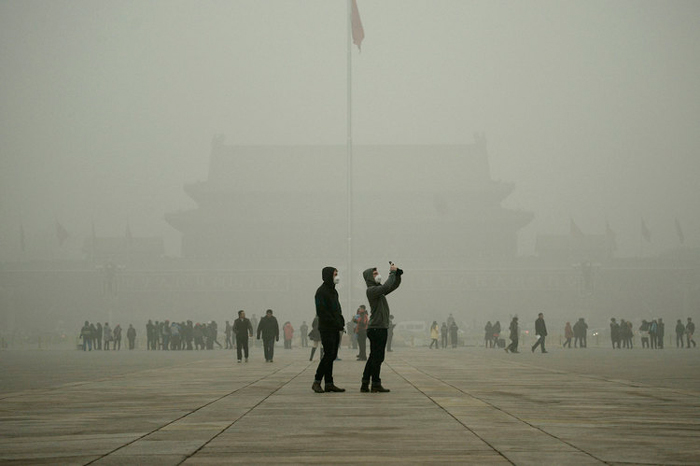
[346,0,353,317]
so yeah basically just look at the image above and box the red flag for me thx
[641,218,651,243]
[352,0,364,51]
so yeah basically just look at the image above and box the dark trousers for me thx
[676,334,684,348]
[563,337,571,348]
[236,336,249,360]
[362,328,388,384]
[357,330,367,359]
[315,330,340,384]
[506,338,518,352]
[262,337,275,360]
[532,335,546,352]
[688,334,696,347]
[128,338,135,350]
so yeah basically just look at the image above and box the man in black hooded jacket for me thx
[312,266,346,393]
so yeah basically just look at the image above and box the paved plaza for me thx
[1,345,699,465]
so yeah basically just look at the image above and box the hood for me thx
[322,266,337,287]
[363,267,377,287]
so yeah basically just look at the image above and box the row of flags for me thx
[18,220,132,252]
[570,218,687,245]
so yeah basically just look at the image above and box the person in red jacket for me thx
[283,321,294,349]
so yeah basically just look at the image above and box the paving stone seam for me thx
[384,360,517,466]
[392,358,611,465]
[471,354,700,400]
[81,362,296,466]
[0,357,216,402]
[177,362,312,465]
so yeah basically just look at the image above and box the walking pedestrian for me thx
[505,316,519,353]
[531,313,548,353]
[233,310,253,363]
[429,321,439,349]
[563,322,573,348]
[257,309,279,362]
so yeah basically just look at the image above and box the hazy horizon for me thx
[2,0,699,261]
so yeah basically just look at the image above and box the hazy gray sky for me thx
[1,0,699,259]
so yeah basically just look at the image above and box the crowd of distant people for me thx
[78,312,696,355]
[610,317,696,349]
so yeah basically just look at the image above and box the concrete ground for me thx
[1,344,699,465]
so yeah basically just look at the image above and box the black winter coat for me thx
[315,267,345,332]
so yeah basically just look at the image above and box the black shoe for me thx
[360,381,370,393]
[325,384,346,393]
[312,381,324,393]
[531,347,535,353]
[542,350,548,353]
[371,385,390,393]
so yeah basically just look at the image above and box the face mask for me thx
[374,274,382,284]
[333,275,340,285]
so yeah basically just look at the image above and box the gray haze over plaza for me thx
[1,2,700,464]
[1,1,700,332]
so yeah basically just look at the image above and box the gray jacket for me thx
[362,268,401,329]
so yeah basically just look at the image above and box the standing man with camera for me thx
[312,266,346,393]
[361,262,402,393]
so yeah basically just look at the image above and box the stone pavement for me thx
[1,346,699,465]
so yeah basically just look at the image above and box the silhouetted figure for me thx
[258,309,279,362]
[387,315,395,352]
[563,322,573,348]
[676,319,685,348]
[112,324,122,351]
[657,318,665,349]
[95,322,103,350]
[491,321,501,349]
[312,267,345,393]
[300,321,309,348]
[531,313,548,353]
[573,318,588,348]
[80,321,92,351]
[233,310,253,363]
[429,321,439,349]
[146,320,154,350]
[505,317,519,353]
[686,318,696,348]
[103,323,112,350]
[449,321,459,348]
[484,321,493,348]
[225,320,233,349]
[639,320,650,348]
[610,318,621,349]
[440,322,448,348]
[649,319,658,349]
[126,324,136,350]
